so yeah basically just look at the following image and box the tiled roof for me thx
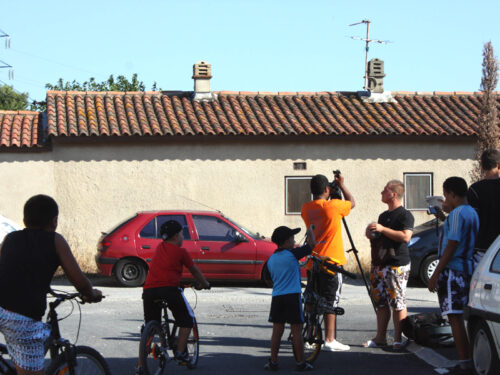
[0,111,42,148]
[45,90,499,138]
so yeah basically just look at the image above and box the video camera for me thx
[329,170,343,200]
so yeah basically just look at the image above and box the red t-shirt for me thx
[143,242,194,289]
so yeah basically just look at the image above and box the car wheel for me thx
[420,254,438,286]
[471,320,500,375]
[114,259,147,287]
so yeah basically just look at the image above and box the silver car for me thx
[466,234,500,375]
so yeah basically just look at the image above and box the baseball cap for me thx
[160,220,183,240]
[271,226,301,246]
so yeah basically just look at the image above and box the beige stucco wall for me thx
[0,137,476,272]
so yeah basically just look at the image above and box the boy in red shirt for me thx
[139,220,210,371]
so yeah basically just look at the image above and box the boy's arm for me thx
[55,234,102,302]
[427,240,459,292]
[188,264,210,289]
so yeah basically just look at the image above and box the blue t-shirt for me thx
[438,204,479,274]
[266,244,311,297]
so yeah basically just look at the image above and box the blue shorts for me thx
[0,306,50,371]
[437,268,470,315]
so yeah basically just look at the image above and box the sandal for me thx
[362,339,387,348]
[392,338,408,350]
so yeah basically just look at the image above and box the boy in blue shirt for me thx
[265,225,315,372]
[428,177,479,375]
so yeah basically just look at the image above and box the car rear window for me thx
[140,215,190,239]
[491,249,500,274]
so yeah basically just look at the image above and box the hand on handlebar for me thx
[194,281,211,290]
[82,288,103,303]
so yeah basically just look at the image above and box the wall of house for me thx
[0,137,476,272]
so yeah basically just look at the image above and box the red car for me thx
[96,210,296,287]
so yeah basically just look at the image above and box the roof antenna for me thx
[0,28,12,79]
[348,20,391,91]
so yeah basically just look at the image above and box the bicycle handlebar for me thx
[308,255,357,279]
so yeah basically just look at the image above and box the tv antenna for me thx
[0,28,13,79]
[349,19,391,90]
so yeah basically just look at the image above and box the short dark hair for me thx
[443,177,468,197]
[310,174,329,195]
[23,195,59,228]
[480,149,500,171]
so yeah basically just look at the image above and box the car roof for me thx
[136,210,222,215]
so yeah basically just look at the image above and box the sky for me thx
[1,0,499,104]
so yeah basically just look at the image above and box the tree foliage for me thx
[45,73,157,92]
[471,42,500,181]
[0,84,29,110]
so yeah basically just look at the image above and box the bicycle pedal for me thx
[333,307,344,315]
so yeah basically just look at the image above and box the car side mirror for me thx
[234,231,248,243]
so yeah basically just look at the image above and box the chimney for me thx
[367,58,385,93]
[192,61,216,101]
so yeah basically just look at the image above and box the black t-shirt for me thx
[0,229,60,321]
[378,206,415,266]
[467,178,500,250]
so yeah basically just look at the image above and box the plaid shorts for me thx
[370,263,410,311]
[437,268,470,315]
[0,306,50,371]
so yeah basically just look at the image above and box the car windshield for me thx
[224,216,261,239]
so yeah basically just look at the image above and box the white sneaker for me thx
[323,340,350,351]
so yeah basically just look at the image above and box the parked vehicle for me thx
[466,234,500,375]
[408,218,441,286]
[0,214,22,245]
[96,210,297,287]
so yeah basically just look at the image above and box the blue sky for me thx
[1,0,499,104]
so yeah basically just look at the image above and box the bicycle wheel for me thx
[172,318,200,369]
[45,345,110,375]
[300,312,323,363]
[140,320,168,375]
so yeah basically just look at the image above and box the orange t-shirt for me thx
[301,199,352,265]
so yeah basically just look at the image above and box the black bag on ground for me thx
[402,313,454,348]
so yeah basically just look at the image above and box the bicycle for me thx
[293,255,357,364]
[0,289,110,375]
[139,284,206,375]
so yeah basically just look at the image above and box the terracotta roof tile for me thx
[0,111,42,148]
[42,91,499,139]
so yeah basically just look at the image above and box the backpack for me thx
[402,313,454,348]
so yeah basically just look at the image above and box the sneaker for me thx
[174,352,189,366]
[296,361,313,371]
[323,339,350,351]
[264,358,279,371]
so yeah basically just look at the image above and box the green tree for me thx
[471,41,500,181]
[0,84,29,110]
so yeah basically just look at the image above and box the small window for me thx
[140,215,190,239]
[490,249,500,274]
[192,215,235,242]
[404,173,433,210]
[285,176,313,215]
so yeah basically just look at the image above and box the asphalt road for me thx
[1,277,459,374]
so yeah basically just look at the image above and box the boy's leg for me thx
[448,314,471,361]
[389,264,410,343]
[290,323,304,363]
[15,366,44,375]
[270,323,285,362]
[366,266,389,345]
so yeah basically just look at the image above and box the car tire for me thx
[420,254,438,286]
[114,258,147,287]
[471,319,500,375]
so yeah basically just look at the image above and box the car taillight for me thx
[99,240,112,252]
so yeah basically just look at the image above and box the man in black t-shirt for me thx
[467,149,500,252]
[362,180,414,350]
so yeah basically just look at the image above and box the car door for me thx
[191,214,256,278]
[480,243,500,343]
[135,214,195,272]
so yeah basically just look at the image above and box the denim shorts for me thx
[0,306,50,371]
